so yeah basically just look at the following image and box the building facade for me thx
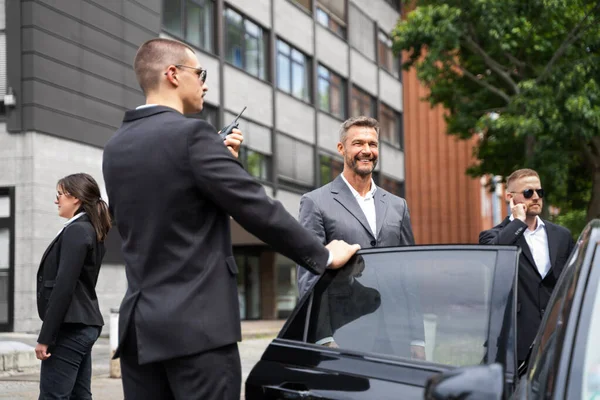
[0,0,407,332]
[402,62,509,245]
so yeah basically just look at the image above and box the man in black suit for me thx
[479,168,574,365]
[102,38,360,400]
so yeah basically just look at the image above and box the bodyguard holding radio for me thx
[479,168,574,366]
[102,38,360,400]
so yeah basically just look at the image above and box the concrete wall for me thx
[0,126,125,333]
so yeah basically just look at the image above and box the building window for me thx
[381,175,405,197]
[187,103,219,127]
[277,135,315,189]
[162,0,215,53]
[351,86,375,117]
[291,0,312,13]
[316,1,346,38]
[318,65,346,119]
[239,147,272,182]
[348,5,375,60]
[378,31,400,78]
[379,103,403,148]
[224,8,268,80]
[276,40,310,102]
[319,154,344,185]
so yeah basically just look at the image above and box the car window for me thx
[297,249,501,367]
[527,245,581,398]
[582,252,600,399]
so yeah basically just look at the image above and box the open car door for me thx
[245,245,520,400]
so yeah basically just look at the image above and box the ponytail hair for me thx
[57,173,112,242]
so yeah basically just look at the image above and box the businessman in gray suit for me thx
[297,116,425,359]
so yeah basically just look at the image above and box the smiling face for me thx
[54,185,81,219]
[506,175,544,217]
[337,126,379,178]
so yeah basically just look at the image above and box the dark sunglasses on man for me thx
[164,65,207,83]
[511,188,545,199]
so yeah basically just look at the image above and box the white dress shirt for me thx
[55,212,86,238]
[511,215,551,278]
[341,174,377,237]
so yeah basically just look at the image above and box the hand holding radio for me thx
[218,106,247,159]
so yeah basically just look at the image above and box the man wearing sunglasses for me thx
[103,38,360,400]
[479,168,574,367]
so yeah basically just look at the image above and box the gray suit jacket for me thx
[297,175,415,296]
[297,175,424,348]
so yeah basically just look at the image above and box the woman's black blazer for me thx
[36,214,105,345]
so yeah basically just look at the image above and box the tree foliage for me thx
[392,0,600,226]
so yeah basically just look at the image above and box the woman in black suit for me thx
[35,173,111,399]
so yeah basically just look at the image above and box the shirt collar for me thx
[136,104,158,110]
[64,212,86,227]
[340,174,377,199]
[509,214,545,231]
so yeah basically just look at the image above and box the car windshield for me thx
[583,272,600,398]
[302,248,502,367]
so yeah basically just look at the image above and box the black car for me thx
[245,220,600,400]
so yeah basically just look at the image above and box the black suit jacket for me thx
[37,214,105,345]
[102,106,329,364]
[479,217,574,362]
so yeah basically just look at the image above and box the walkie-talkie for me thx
[219,106,247,140]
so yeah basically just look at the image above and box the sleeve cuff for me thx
[326,250,333,267]
[316,336,335,345]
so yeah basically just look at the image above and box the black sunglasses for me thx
[165,65,207,82]
[512,188,545,199]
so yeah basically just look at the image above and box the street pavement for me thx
[0,322,281,399]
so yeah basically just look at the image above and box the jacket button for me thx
[370,240,376,246]
[38,276,42,282]
[541,308,545,314]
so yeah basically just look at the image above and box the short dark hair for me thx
[339,116,379,144]
[133,38,195,94]
[506,168,540,190]
[57,173,112,242]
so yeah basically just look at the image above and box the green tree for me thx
[392,0,600,227]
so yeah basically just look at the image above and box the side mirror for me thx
[424,363,504,400]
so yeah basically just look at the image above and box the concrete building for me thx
[0,0,407,332]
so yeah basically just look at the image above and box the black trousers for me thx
[120,323,241,400]
[39,324,101,400]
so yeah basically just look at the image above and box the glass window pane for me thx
[225,9,243,68]
[186,0,213,52]
[318,77,330,112]
[291,61,307,100]
[277,40,290,55]
[0,196,9,217]
[316,7,328,26]
[245,31,259,77]
[277,135,295,179]
[291,49,304,63]
[277,52,291,92]
[276,254,299,319]
[306,250,497,366]
[0,228,8,269]
[295,141,314,185]
[583,264,600,398]
[163,0,183,36]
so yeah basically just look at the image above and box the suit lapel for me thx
[37,233,62,275]
[517,234,537,272]
[374,188,388,239]
[545,221,559,269]
[331,176,375,239]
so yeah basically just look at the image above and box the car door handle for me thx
[263,383,323,399]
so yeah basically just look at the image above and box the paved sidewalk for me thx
[0,320,285,399]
